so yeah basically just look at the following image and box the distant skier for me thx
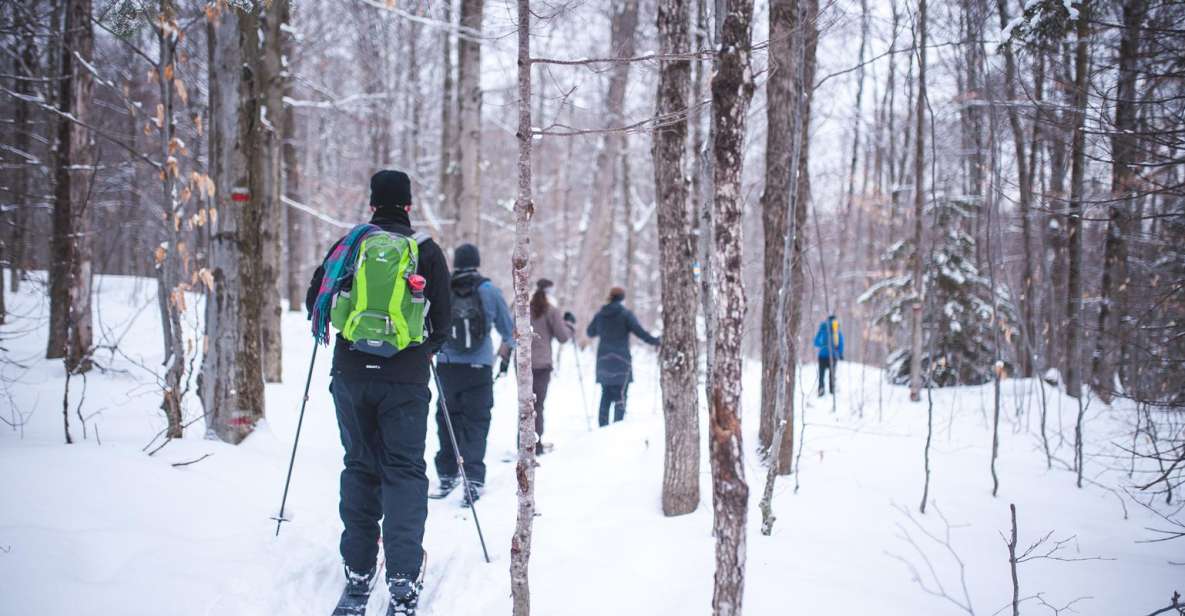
[306,170,451,615]
[814,314,845,396]
[529,278,576,454]
[432,243,514,506]
[586,286,659,427]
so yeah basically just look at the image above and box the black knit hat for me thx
[454,243,481,270]
[370,170,413,209]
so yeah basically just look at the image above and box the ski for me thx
[331,544,385,616]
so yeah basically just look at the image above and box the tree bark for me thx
[1091,0,1140,401]
[199,3,265,444]
[51,0,94,373]
[570,0,640,327]
[9,16,36,293]
[509,1,536,612]
[456,0,484,245]
[908,0,928,403]
[1064,2,1090,400]
[995,0,1037,377]
[439,0,459,244]
[156,0,184,438]
[708,0,755,611]
[654,0,700,517]
[259,0,287,383]
[282,1,305,313]
[758,0,796,454]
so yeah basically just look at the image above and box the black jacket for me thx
[305,209,451,384]
[585,299,659,386]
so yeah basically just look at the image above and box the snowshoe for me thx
[460,483,483,508]
[332,565,378,616]
[428,475,459,499]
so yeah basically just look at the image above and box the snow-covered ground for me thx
[0,273,1178,615]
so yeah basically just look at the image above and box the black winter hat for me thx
[370,170,413,208]
[454,243,481,270]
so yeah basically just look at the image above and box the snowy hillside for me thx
[0,274,1178,615]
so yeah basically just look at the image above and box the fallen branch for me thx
[171,453,212,468]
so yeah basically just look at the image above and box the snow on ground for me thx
[0,273,1179,615]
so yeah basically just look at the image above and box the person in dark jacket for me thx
[433,243,514,505]
[529,278,575,454]
[813,314,844,396]
[586,286,659,427]
[305,170,450,614]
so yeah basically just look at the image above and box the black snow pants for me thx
[434,363,494,486]
[597,383,628,427]
[331,376,430,580]
[818,356,837,394]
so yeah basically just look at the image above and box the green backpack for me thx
[330,230,431,357]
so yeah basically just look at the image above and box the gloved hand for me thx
[563,311,576,325]
[498,356,510,376]
[653,336,662,348]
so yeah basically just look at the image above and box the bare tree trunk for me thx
[456,0,484,245]
[782,0,818,473]
[439,0,458,245]
[758,0,795,453]
[199,2,265,444]
[51,0,94,373]
[509,1,536,612]
[1064,3,1090,400]
[708,0,755,611]
[259,0,287,383]
[654,0,700,518]
[156,0,184,438]
[995,0,1037,377]
[837,0,869,266]
[10,17,36,293]
[908,0,928,403]
[571,0,641,328]
[1091,0,1140,401]
[282,0,305,313]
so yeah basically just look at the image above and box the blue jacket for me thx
[813,319,844,359]
[438,274,515,366]
[586,299,659,385]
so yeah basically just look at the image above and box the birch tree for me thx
[708,0,755,611]
[509,0,536,612]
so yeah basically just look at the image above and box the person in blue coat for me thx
[585,286,659,426]
[813,314,844,396]
[434,243,514,505]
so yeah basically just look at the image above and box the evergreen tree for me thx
[861,197,1018,386]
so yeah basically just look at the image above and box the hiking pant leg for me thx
[818,358,829,393]
[613,383,628,423]
[829,358,837,393]
[456,365,494,485]
[332,377,382,573]
[373,382,430,579]
[598,385,614,427]
[532,368,551,451]
[433,364,467,479]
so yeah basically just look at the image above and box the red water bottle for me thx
[408,274,426,299]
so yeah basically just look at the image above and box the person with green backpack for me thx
[305,170,451,616]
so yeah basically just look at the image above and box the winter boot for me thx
[429,475,459,499]
[460,482,483,508]
[386,574,423,616]
[332,565,377,616]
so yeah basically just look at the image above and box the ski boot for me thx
[387,573,423,616]
[429,475,458,500]
[332,565,377,616]
[460,482,483,508]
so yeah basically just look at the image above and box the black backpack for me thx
[447,272,488,352]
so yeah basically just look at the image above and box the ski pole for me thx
[431,361,492,563]
[571,342,593,431]
[274,343,319,536]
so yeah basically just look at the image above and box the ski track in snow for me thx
[0,273,1180,615]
